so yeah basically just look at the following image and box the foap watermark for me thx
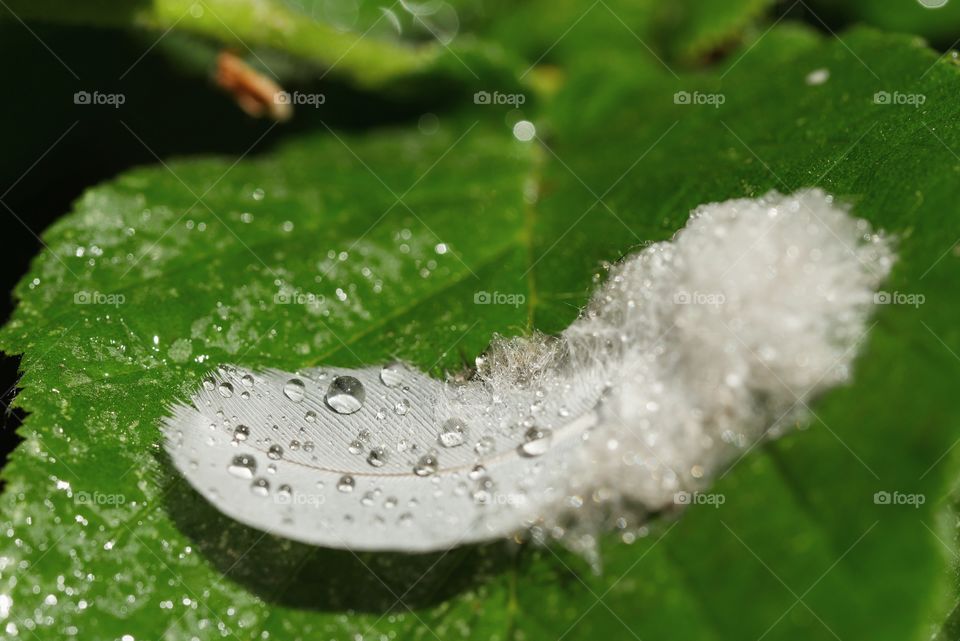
[74,290,125,307]
[274,290,326,305]
[674,491,725,508]
[75,491,126,506]
[673,290,726,306]
[274,492,325,506]
[873,91,926,107]
[873,490,925,508]
[491,492,527,506]
[473,90,526,107]
[674,91,725,108]
[275,91,326,108]
[474,291,526,307]
[874,290,925,307]
[74,90,126,108]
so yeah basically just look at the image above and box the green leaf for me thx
[806,0,960,48]
[3,21,960,641]
[0,0,776,90]
[0,0,450,88]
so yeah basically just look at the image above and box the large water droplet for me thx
[218,382,234,398]
[277,484,292,501]
[367,446,388,468]
[241,374,255,388]
[202,377,216,391]
[438,418,467,447]
[518,427,553,457]
[325,376,365,414]
[233,425,250,441]
[267,444,284,460]
[379,362,406,387]
[228,454,257,479]
[337,475,356,492]
[250,477,270,496]
[283,378,306,402]
[304,410,317,423]
[413,454,438,477]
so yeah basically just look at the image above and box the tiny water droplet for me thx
[283,378,306,402]
[468,464,486,480]
[250,478,270,496]
[233,425,250,441]
[202,377,216,391]
[277,484,292,500]
[518,427,553,457]
[474,435,494,455]
[438,418,467,448]
[394,398,410,416]
[361,491,375,506]
[367,446,388,468]
[267,444,284,460]
[473,480,496,505]
[304,410,316,423]
[413,454,438,477]
[337,475,356,492]
[326,376,365,414]
[227,454,257,478]
[379,362,406,387]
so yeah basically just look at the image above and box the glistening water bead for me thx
[367,447,388,468]
[438,418,467,447]
[227,454,256,479]
[325,376,365,414]
[413,454,438,477]
[337,475,356,492]
[379,362,406,387]
[250,478,270,496]
[283,378,306,402]
[518,427,552,457]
